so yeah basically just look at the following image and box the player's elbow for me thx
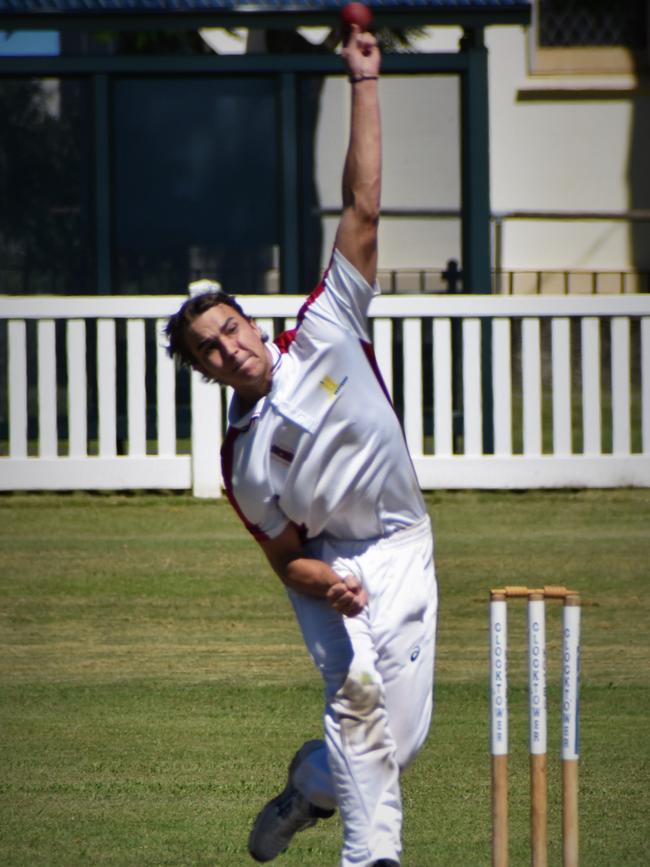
[362,206,380,233]
[341,195,380,248]
[358,193,380,226]
[352,181,381,226]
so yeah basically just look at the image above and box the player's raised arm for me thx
[335,24,382,287]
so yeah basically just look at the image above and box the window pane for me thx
[539,0,648,49]
[0,77,94,294]
[0,31,60,56]
[113,77,279,295]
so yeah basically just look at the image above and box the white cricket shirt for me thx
[221,248,426,543]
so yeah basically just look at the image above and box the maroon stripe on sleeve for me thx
[360,339,393,405]
[296,276,326,324]
[274,327,297,354]
[221,426,270,542]
[274,265,330,354]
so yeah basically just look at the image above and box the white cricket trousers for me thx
[288,516,438,867]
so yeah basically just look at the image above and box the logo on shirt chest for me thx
[319,374,348,398]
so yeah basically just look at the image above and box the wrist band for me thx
[349,74,379,83]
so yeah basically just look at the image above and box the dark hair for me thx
[164,291,250,368]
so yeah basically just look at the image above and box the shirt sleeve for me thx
[299,248,380,342]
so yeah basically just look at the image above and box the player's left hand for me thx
[342,24,381,80]
[326,574,368,617]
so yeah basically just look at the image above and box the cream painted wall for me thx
[315,69,462,270]
[486,25,649,272]
[313,23,649,274]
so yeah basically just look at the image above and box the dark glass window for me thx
[0,77,93,294]
[113,76,279,295]
[539,0,648,49]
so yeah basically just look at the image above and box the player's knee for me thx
[333,671,383,720]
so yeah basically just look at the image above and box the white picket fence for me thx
[1,293,649,495]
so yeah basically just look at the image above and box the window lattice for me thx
[539,0,648,49]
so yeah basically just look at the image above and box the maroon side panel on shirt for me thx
[220,426,270,542]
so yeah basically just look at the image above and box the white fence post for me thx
[492,317,512,456]
[433,317,453,456]
[8,320,28,459]
[522,317,543,456]
[463,317,483,456]
[67,320,88,458]
[37,319,58,458]
[127,319,147,458]
[156,320,177,458]
[97,318,117,459]
[611,317,631,456]
[191,373,223,498]
[581,317,601,455]
[403,318,423,455]
[642,318,650,455]
[552,317,572,456]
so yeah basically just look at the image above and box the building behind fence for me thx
[1,293,649,495]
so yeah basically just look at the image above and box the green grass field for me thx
[1,490,649,866]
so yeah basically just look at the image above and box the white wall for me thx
[313,23,650,275]
[486,24,650,272]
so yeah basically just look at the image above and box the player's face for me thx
[187,304,273,401]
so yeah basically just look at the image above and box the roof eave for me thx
[0,6,532,32]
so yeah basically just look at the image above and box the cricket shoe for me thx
[248,740,335,862]
[371,861,400,866]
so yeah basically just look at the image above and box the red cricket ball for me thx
[341,2,374,31]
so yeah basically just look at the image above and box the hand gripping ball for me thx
[341,2,374,32]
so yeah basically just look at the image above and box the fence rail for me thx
[1,293,649,495]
